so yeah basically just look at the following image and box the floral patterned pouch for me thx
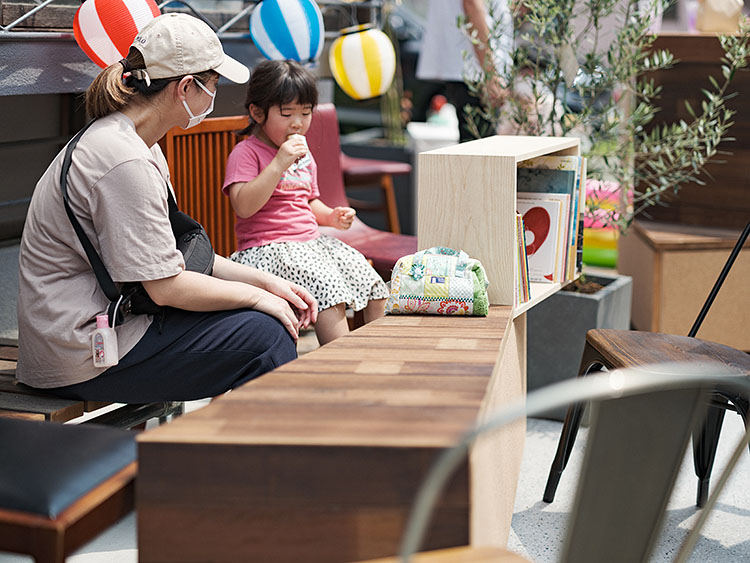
[385,247,490,316]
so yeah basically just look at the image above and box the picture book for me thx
[517,192,570,282]
[516,197,564,283]
[517,156,582,279]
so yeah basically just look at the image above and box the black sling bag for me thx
[60,120,215,327]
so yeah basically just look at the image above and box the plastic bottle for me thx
[91,314,118,368]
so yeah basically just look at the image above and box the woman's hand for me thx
[329,206,356,230]
[250,289,305,341]
[263,274,318,330]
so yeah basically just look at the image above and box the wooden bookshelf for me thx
[417,135,581,316]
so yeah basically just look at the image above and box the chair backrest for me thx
[160,115,248,257]
[560,383,707,563]
[401,365,749,562]
[306,103,350,209]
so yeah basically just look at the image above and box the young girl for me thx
[223,60,388,345]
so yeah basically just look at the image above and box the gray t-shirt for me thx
[17,112,184,388]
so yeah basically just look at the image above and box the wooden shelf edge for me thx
[512,281,562,318]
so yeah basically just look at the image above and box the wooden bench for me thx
[0,343,182,428]
[138,306,529,562]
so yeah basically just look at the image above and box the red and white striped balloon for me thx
[74,0,160,68]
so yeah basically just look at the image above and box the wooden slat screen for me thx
[160,115,248,258]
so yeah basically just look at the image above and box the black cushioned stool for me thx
[0,418,136,563]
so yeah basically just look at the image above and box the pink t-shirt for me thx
[223,135,321,250]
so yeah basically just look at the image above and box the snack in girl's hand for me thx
[287,133,311,171]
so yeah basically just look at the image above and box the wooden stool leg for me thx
[31,528,66,563]
[543,341,610,503]
[380,174,401,234]
[693,400,727,507]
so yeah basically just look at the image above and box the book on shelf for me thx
[575,156,587,276]
[517,155,587,280]
[514,212,530,305]
[516,196,567,283]
[518,191,571,282]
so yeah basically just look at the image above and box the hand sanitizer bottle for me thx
[91,314,118,368]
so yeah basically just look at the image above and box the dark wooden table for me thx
[137,307,528,563]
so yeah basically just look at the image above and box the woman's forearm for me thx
[211,254,271,288]
[463,0,492,70]
[142,269,265,311]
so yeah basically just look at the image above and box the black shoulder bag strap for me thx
[59,121,122,310]
[60,121,215,328]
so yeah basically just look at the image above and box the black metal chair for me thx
[543,221,750,507]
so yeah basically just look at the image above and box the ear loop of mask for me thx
[182,77,216,128]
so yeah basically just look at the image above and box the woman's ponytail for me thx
[85,59,136,119]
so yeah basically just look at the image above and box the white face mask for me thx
[182,78,216,129]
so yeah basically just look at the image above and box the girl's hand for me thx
[263,274,318,329]
[330,206,356,230]
[276,134,309,170]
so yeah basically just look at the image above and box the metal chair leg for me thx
[544,400,586,503]
[543,353,607,503]
[692,399,727,507]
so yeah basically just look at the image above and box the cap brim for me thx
[215,54,250,84]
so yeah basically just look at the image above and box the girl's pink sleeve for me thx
[222,141,261,195]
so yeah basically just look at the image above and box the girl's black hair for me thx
[239,60,318,135]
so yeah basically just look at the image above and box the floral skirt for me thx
[230,234,389,312]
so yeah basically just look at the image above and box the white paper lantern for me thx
[329,24,396,100]
[249,0,324,63]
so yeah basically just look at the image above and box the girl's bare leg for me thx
[315,302,349,345]
[363,298,386,324]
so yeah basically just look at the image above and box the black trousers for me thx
[48,307,296,403]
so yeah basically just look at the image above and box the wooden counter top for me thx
[140,308,512,448]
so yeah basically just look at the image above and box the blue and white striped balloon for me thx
[249,0,324,63]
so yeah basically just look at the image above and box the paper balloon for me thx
[249,0,324,63]
[74,0,160,68]
[329,24,396,101]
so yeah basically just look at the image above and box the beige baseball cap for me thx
[131,13,249,84]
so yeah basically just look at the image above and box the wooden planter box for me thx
[618,221,750,351]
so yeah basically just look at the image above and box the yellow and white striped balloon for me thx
[329,24,396,101]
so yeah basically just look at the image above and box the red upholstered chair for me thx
[307,103,417,280]
[340,152,412,234]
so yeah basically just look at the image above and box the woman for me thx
[16,13,317,402]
